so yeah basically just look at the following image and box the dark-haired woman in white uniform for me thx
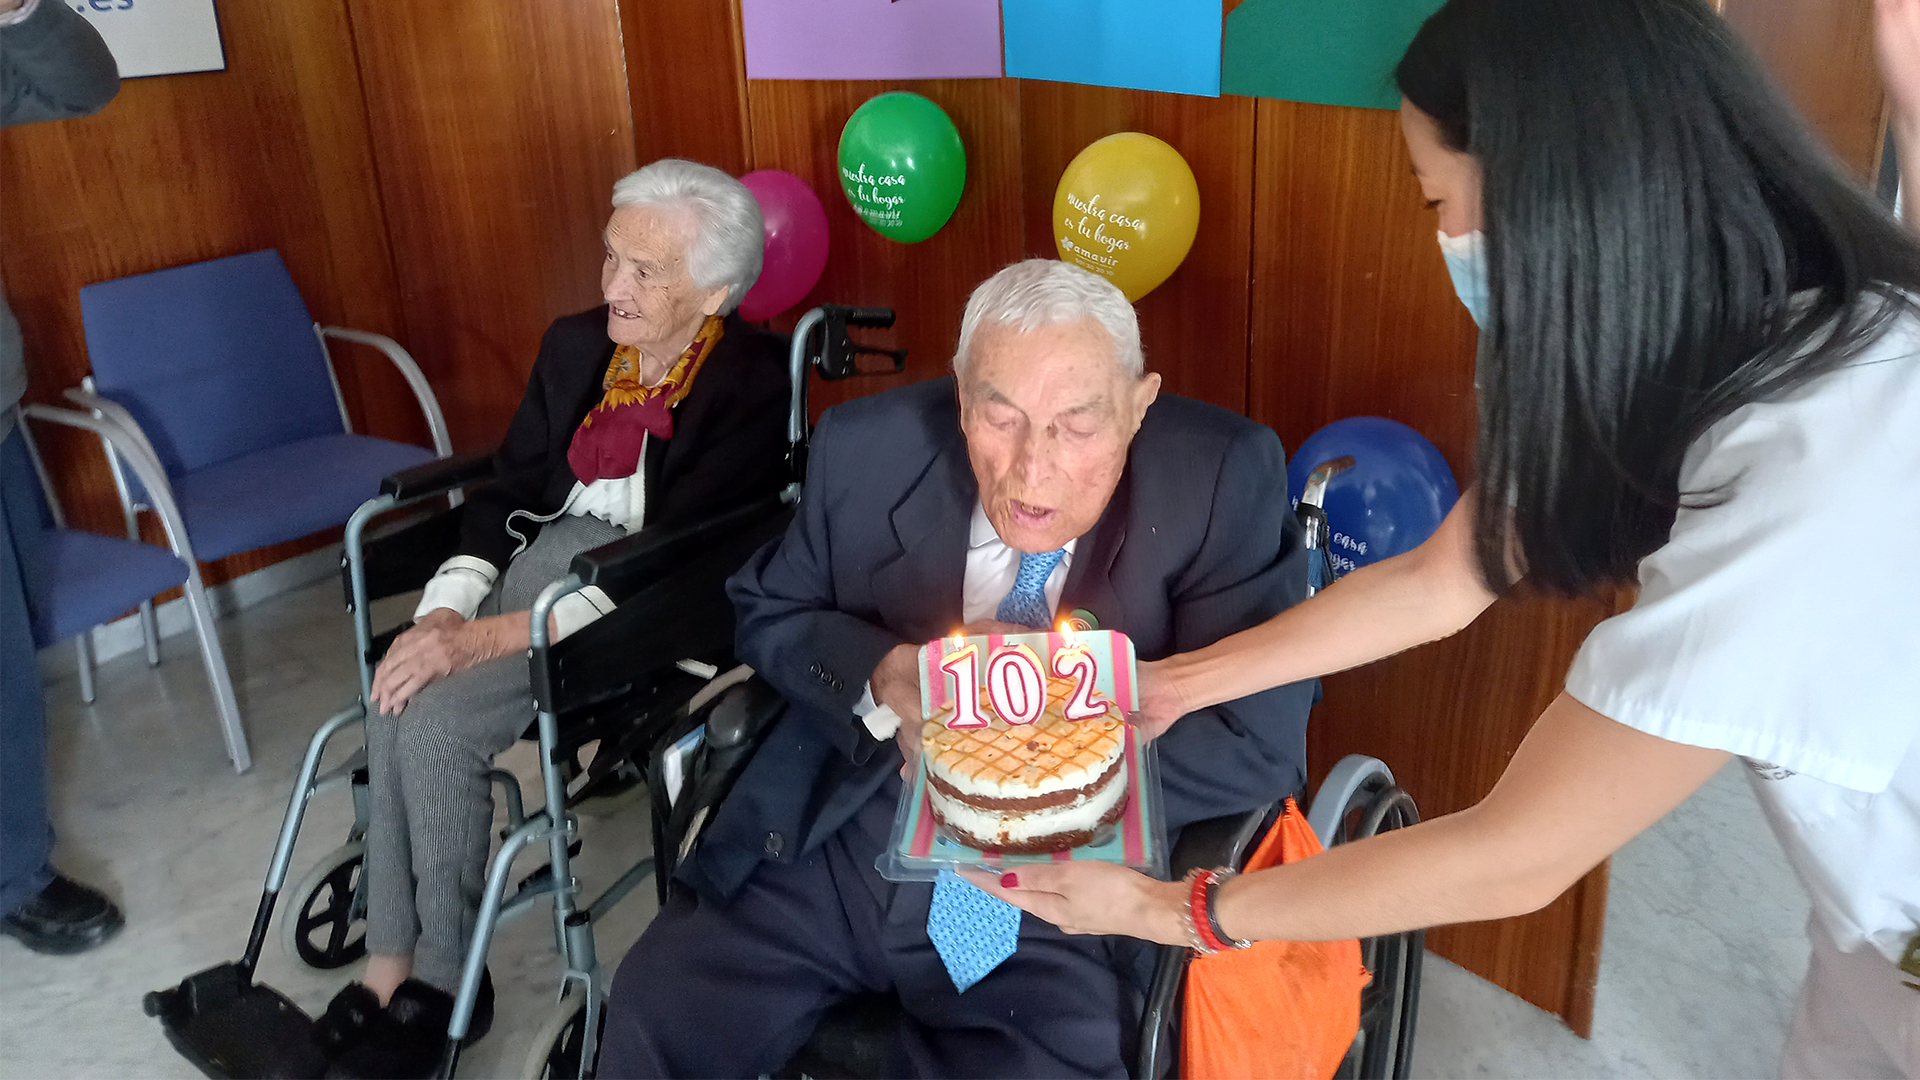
[970,1,1920,1074]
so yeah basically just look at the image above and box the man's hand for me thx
[0,0,29,14]
[870,642,924,774]
[1125,659,1190,744]
[959,862,1192,945]
[369,608,498,716]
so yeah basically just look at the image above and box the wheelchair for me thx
[633,687,1422,1080]
[144,304,904,1080]
[612,457,1425,1080]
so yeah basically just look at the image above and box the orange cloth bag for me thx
[1180,798,1368,1080]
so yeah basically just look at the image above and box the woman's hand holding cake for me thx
[960,861,1191,944]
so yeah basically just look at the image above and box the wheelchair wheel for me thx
[282,841,368,970]
[520,986,603,1080]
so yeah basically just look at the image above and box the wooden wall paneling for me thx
[620,0,750,173]
[744,79,1026,413]
[344,0,638,450]
[1250,98,1613,1034]
[0,0,411,587]
[1018,83,1256,413]
[1722,0,1886,181]
[1247,101,1477,457]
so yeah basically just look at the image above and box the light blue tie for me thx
[927,870,1021,992]
[995,547,1068,630]
[925,548,1068,991]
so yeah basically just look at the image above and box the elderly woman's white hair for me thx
[952,259,1145,378]
[611,159,764,314]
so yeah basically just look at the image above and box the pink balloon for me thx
[738,169,830,322]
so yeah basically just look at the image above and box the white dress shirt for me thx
[856,501,1076,738]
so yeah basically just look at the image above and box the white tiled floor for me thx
[0,575,1810,1078]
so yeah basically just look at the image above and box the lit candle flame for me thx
[1057,618,1077,644]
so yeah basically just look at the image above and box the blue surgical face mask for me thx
[1437,229,1488,328]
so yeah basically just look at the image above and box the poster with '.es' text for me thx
[70,0,225,79]
[741,0,1003,81]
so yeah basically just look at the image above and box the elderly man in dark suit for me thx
[600,259,1315,1079]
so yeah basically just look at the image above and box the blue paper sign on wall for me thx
[1001,0,1223,99]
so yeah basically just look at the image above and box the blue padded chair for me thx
[14,405,245,769]
[62,249,452,771]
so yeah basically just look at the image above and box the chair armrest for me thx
[650,677,785,884]
[21,404,200,564]
[704,675,784,750]
[1168,804,1278,879]
[60,387,170,496]
[318,326,453,457]
[380,449,496,501]
[1136,802,1281,1080]
[569,494,790,604]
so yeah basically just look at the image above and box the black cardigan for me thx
[457,307,791,570]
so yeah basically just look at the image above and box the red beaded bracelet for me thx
[1188,869,1234,953]
[1175,869,1215,954]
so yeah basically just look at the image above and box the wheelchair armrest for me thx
[569,495,789,603]
[1136,804,1280,1080]
[1168,803,1278,879]
[380,450,495,501]
[704,676,784,751]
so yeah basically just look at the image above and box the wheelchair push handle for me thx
[824,304,895,329]
[786,304,908,474]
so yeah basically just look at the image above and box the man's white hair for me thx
[611,159,764,314]
[953,259,1144,379]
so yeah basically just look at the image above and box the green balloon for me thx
[837,91,966,244]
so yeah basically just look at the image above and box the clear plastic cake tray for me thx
[876,628,1169,883]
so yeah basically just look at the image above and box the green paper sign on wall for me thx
[1223,0,1446,110]
[838,92,968,243]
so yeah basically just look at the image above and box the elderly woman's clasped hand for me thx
[368,608,515,715]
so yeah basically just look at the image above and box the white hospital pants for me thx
[1781,920,1918,1079]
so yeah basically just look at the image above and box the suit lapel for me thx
[872,427,973,642]
[1062,468,1129,633]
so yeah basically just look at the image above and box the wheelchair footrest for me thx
[146,963,324,1079]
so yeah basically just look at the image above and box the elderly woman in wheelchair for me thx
[318,158,791,1078]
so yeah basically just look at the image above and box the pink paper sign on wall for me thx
[741,0,1005,81]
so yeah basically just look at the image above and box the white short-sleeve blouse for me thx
[1565,303,1920,965]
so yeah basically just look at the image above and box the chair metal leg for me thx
[75,634,97,704]
[182,568,250,772]
[139,599,161,666]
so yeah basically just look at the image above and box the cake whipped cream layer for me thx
[923,674,1129,853]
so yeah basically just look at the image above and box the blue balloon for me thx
[1287,417,1460,574]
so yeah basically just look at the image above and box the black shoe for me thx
[323,972,493,1080]
[0,875,124,955]
[312,983,384,1056]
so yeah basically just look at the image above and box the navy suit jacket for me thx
[692,376,1316,902]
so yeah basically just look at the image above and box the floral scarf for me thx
[566,315,724,483]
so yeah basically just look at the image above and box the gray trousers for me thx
[363,513,621,992]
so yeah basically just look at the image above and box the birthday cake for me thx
[923,674,1129,853]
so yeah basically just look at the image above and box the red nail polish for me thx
[1000,872,1019,888]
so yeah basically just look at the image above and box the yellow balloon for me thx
[1052,133,1200,302]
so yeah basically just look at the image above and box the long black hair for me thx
[1397,0,1920,595]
